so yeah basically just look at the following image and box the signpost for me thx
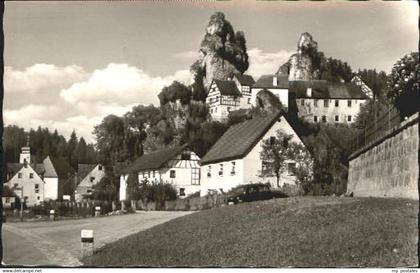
[81,229,94,258]
[50,210,55,221]
[95,206,101,217]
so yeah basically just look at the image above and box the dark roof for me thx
[123,145,186,174]
[77,164,97,180]
[253,74,289,89]
[213,79,242,97]
[201,111,283,165]
[234,73,255,86]
[289,80,369,99]
[49,157,75,179]
[6,163,44,176]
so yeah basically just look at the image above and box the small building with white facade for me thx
[206,79,243,121]
[75,163,106,201]
[289,80,369,124]
[232,73,256,109]
[252,75,290,109]
[200,111,307,196]
[351,75,373,99]
[119,145,201,200]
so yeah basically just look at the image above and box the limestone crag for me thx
[277,32,321,81]
[191,12,249,92]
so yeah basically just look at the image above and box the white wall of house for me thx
[251,88,289,108]
[296,98,368,124]
[7,165,44,206]
[200,116,304,196]
[44,177,58,201]
[207,82,241,121]
[119,174,128,201]
[76,165,106,197]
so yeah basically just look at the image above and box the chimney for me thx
[306,87,312,98]
[272,76,278,86]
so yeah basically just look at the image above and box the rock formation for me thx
[190,12,249,94]
[277,32,322,81]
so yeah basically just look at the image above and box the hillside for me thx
[83,197,418,267]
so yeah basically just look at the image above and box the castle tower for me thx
[19,136,31,164]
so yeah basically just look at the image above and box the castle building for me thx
[289,80,370,124]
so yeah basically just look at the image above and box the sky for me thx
[4,0,418,143]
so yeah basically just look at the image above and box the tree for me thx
[75,137,88,164]
[260,130,293,187]
[158,81,192,106]
[286,143,314,194]
[93,175,117,201]
[67,130,78,169]
[387,52,419,118]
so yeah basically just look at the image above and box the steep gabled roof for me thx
[289,80,369,99]
[6,163,44,177]
[43,156,74,179]
[201,111,283,165]
[253,74,289,89]
[234,73,255,86]
[213,79,242,97]
[77,164,97,180]
[123,145,187,174]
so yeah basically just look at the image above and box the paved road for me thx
[2,211,194,267]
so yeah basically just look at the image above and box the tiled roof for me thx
[253,74,289,89]
[6,163,44,176]
[213,80,242,97]
[77,164,97,180]
[44,156,75,179]
[234,73,255,86]
[201,111,283,165]
[123,145,187,174]
[289,80,369,99]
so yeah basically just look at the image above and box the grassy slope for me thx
[83,197,418,267]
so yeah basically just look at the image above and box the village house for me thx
[232,73,256,109]
[5,145,74,206]
[199,111,307,196]
[252,74,290,109]
[206,79,243,121]
[119,145,201,200]
[289,80,369,124]
[74,163,106,201]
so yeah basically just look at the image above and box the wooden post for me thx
[50,210,55,221]
[131,200,136,211]
[81,229,94,258]
[95,206,101,217]
[112,201,116,211]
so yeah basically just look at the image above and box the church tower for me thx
[19,136,31,164]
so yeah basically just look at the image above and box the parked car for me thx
[226,183,287,205]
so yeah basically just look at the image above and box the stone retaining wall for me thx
[347,113,418,199]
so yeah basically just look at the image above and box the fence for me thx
[350,106,401,152]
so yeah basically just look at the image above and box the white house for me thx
[200,111,308,196]
[290,80,370,124]
[120,145,201,200]
[206,79,243,121]
[252,74,290,109]
[75,163,106,201]
[42,156,74,201]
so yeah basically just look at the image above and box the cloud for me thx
[247,48,293,78]
[4,63,192,143]
[5,64,87,94]
[60,63,191,106]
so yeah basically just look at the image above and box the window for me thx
[18,173,22,179]
[192,168,200,185]
[98,165,103,171]
[207,166,211,178]
[301,99,305,106]
[35,184,39,193]
[314,116,318,123]
[170,170,176,178]
[87,189,92,193]
[335,115,339,122]
[314,99,318,107]
[142,171,146,178]
[322,116,327,123]
[215,107,218,113]
[37,196,40,200]
[269,136,276,146]
[210,108,213,114]
[152,170,155,178]
[227,106,231,112]
[90,177,95,183]
[181,152,191,160]
[324,99,329,108]
[13,183,18,188]
[219,164,223,176]
[348,115,352,122]
[335,100,339,107]
[231,162,236,175]
[29,173,34,179]
[347,100,352,107]
[179,188,185,197]
[247,98,251,104]
[287,162,296,175]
